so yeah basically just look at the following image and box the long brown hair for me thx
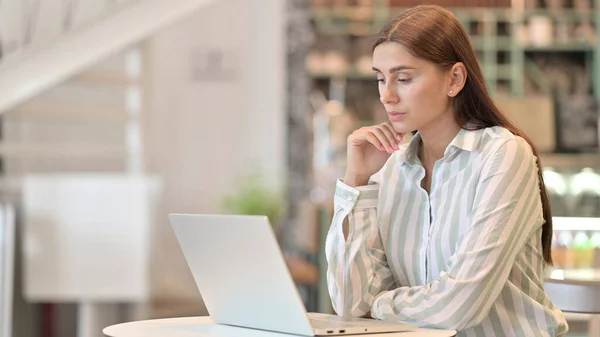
[373,5,553,264]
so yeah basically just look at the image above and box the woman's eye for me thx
[377,78,385,84]
[398,78,412,83]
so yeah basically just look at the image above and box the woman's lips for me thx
[388,112,406,121]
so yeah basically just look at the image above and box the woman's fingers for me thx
[364,132,386,152]
[377,124,401,150]
[371,127,396,153]
[349,124,403,154]
[381,122,404,143]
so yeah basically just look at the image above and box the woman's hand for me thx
[343,122,404,187]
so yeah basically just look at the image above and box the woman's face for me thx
[372,42,453,134]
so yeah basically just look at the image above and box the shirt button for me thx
[345,195,353,201]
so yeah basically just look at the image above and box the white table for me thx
[103,316,456,337]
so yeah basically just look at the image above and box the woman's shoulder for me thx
[478,126,533,153]
[476,126,536,164]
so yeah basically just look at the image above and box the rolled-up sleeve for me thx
[325,178,397,317]
[371,138,544,330]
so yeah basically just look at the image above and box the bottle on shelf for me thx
[572,230,593,268]
[590,231,600,269]
[551,231,564,268]
[556,230,576,269]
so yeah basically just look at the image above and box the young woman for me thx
[325,5,568,337]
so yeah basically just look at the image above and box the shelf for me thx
[518,9,596,22]
[553,217,600,231]
[311,6,383,21]
[391,7,513,22]
[309,4,600,98]
[487,64,514,80]
[310,7,515,35]
[311,8,381,36]
[522,42,596,52]
[470,36,513,50]
[541,153,600,169]
[312,7,596,23]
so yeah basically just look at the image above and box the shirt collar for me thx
[401,125,480,167]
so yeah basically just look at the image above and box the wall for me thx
[146,0,286,308]
[4,47,142,337]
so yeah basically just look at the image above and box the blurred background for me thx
[1,0,600,336]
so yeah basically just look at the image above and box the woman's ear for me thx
[447,62,467,97]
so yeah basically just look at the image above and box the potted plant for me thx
[221,170,286,230]
[221,171,318,286]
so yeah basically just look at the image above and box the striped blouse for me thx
[325,126,568,337]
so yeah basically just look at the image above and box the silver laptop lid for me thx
[169,214,314,336]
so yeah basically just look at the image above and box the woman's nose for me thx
[380,85,399,105]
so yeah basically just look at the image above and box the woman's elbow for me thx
[331,298,371,318]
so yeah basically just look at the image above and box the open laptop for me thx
[169,213,417,336]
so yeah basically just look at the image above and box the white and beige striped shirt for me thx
[325,126,568,337]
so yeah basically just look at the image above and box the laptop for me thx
[168,213,417,336]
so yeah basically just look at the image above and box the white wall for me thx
[146,0,286,304]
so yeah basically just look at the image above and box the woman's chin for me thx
[389,121,412,134]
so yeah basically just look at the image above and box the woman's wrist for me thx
[343,174,370,187]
